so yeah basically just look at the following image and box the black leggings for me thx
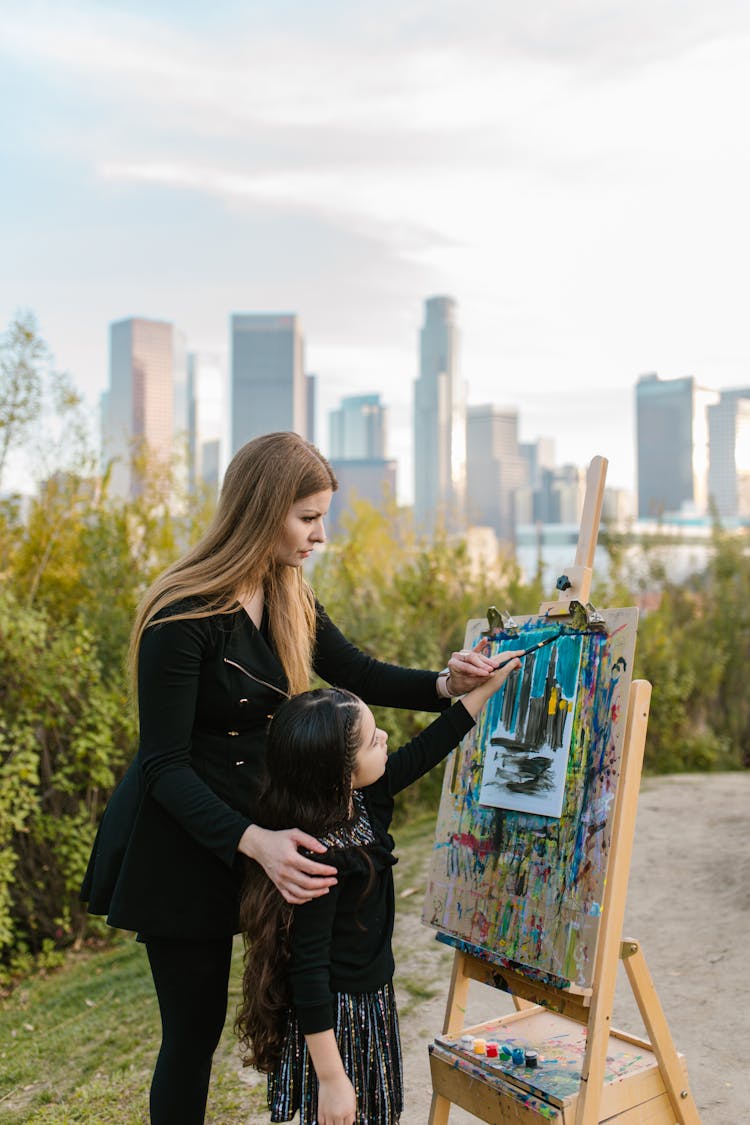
[145,935,233,1125]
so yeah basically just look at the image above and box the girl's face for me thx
[351,701,388,789]
[274,489,332,567]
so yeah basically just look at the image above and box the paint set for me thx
[452,1030,539,1066]
[441,1032,542,1073]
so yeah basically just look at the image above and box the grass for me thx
[0,936,268,1124]
[0,813,445,1124]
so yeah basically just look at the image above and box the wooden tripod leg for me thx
[621,941,702,1125]
[428,1089,452,1125]
[574,680,652,1125]
[442,950,472,1034]
[428,950,472,1125]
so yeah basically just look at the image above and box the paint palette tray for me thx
[430,1010,689,1122]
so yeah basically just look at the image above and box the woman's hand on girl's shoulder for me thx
[237,825,338,904]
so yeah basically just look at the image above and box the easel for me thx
[427,456,700,1125]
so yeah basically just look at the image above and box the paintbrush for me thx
[491,628,564,672]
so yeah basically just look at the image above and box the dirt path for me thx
[393,772,750,1124]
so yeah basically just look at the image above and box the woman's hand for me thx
[460,649,525,719]
[237,825,337,904]
[444,643,498,695]
[317,1074,357,1125]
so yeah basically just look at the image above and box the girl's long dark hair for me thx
[236,688,363,1072]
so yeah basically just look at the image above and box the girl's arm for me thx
[459,651,523,718]
[304,1031,356,1125]
[384,652,523,797]
[289,876,355,1121]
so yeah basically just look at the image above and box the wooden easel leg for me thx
[427,950,472,1124]
[621,941,702,1125]
[428,1089,452,1125]
[442,949,471,1034]
[574,680,652,1125]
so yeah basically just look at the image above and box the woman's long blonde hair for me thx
[128,432,338,697]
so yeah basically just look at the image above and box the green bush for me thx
[0,591,136,972]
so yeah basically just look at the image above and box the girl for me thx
[81,431,499,1125]
[237,656,522,1125]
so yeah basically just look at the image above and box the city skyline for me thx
[3,1,750,501]
[96,308,750,533]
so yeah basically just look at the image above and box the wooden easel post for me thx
[539,454,607,614]
[426,454,700,1125]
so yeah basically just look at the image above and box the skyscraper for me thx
[329,394,386,460]
[708,388,750,518]
[465,405,528,542]
[306,373,317,445]
[187,352,224,494]
[413,296,465,531]
[327,392,394,536]
[230,314,306,454]
[104,317,187,499]
[636,373,718,518]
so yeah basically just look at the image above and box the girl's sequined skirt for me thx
[268,981,403,1124]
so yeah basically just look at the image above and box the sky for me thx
[2,0,750,502]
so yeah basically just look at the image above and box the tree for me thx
[0,311,46,488]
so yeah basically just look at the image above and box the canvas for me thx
[423,608,638,989]
[478,628,585,818]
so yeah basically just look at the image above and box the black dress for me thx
[268,701,476,1125]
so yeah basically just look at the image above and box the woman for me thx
[81,431,497,1125]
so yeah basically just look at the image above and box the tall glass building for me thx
[413,296,465,531]
[636,373,718,518]
[329,393,386,460]
[465,405,528,542]
[230,314,306,454]
[104,317,187,499]
[708,389,750,518]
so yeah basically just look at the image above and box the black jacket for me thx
[81,601,448,938]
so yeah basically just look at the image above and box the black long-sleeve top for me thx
[288,700,476,1034]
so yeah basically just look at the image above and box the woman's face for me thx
[351,701,389,789]
[274,489,333,567]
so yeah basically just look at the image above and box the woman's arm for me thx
[313,602,508,709]
[137,613,253,867]
[139,613,338,897]
[312,603,446,711]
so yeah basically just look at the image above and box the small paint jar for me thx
[511,1047,525,1065]
[525,1050,539,1068]
[473,1038,487,1055]
[459,1035,474,1049]
[500,1044,513,1060]
[485,1042,499,1058]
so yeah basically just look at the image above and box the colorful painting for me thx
[478,630,584,818]
[422,608,637,989]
